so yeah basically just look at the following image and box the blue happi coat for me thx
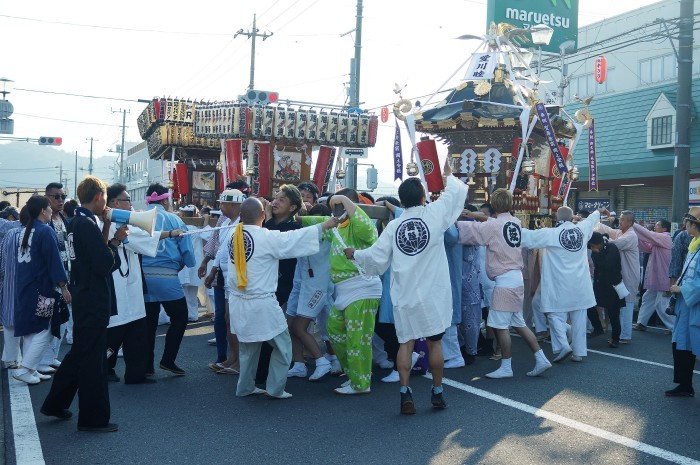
[142,205,196,302]
[14,219,67,337]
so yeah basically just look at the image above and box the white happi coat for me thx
[227,224,322,343]
[520,211,600,313]
[178,224,204,287]
[353,175,468,343]
[108,225,160,328]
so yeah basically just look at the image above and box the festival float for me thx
[136,90,378,208]
[394,23,595,228]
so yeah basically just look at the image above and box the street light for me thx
[530,24,554,76]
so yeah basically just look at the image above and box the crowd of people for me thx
[0,168,697,431]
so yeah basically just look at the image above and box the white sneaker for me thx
[309,360,332,381]
[334,384,371,395]
[443,357,465,369]
[485,367,513,379]
[36,372,52,381]
[49,359,61,369]
[553,347,573,363]
[527,360,552,377]
[287,363,308,378]
[330,359,343,375]
[207,338,216,346]
[378,359,394,369]
[340,379,352,388]
[117,348,124,358]
[37,365,57,374]
[381,370,400,383]
[266,391,293,399]
[13,370,40,385]
[571,355,584,362]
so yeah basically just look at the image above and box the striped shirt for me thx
[203,215,228,260]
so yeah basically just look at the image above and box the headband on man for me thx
[145,191,171,204]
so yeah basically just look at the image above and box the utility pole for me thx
[74,151,78,196]
[112,109,129,183]
[235,14,274,90]
[58,161,63,186]
[346,0,363,190]
[86,137,95,175]
[671,0,694,224]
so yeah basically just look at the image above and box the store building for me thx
[540,0,700,225]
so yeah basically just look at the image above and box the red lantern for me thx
[594,56,607,84]
[416,137,445,193]
[380,106,389,123]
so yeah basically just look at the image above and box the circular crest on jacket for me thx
[502,221,521,248]
[559,227,584,252]
[395,218,430,256]
[229,230,254,263]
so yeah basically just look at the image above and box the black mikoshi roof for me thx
[415,81,576,140]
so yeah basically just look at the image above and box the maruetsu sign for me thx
[486,0,579,54]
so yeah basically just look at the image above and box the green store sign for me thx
[486,0,579,53]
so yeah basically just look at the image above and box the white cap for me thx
[179,205,196,212]
[219,189,246,204]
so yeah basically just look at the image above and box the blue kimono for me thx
[674,249,700,355]
[14,220,67,337]
[0,228,21,327]
[142,205,196,302]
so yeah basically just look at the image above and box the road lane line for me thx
[512,333,700,374]
[429,373,700,465]
[587,349,700,375]
[7,372,45,465]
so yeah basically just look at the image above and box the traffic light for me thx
[241,90,279,105]
[38,136,62,146]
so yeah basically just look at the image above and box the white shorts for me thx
[285,290,329,319]
[487,310,526,330]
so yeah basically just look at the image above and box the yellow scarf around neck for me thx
[689,236,700,253]
[234,223,247,289]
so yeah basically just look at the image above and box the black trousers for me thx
[107,317,149,383]
[607,307,621,343]
[42,326,110,427]
[375,321,400,362]
[672,342,696,388]
[587,307,603,332]
[145,298,188,370]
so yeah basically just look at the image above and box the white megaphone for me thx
[105,208,157,244]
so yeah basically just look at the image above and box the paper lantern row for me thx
[193,104,378,148]
[146,125,219,159]
[137,98,195,140]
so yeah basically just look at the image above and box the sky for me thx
[0,0,665,191]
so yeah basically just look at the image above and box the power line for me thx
[0,14,231,36]
[14,113,127,127]
[14,88,140,103]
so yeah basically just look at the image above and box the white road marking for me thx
[587,349,700,375]
[429,373,700,465]
[514,332,700,374]
[7,372,46,465]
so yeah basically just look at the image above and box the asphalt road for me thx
[4,320,700,465]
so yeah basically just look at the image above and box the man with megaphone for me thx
[103,183,185,385]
